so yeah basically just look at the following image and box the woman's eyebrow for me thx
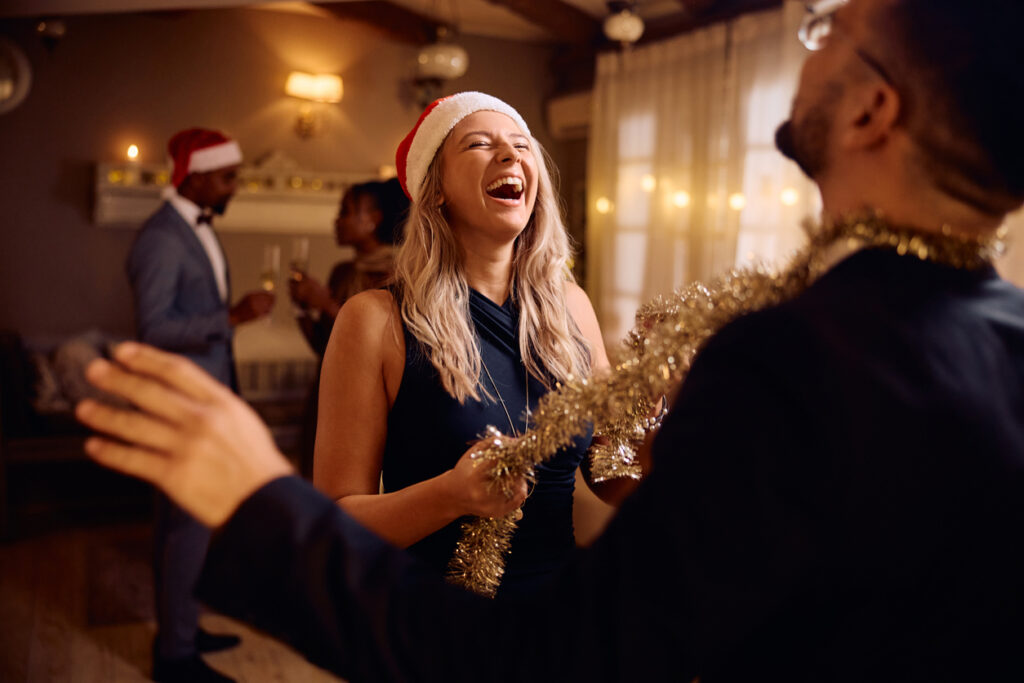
[458,130,490,144]
[457,131,529,144]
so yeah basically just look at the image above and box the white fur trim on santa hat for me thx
[405,92,530,203]
[188,140,243,174]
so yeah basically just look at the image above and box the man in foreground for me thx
[82,0,1024,680]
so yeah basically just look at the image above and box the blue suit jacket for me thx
[127,201,236,389]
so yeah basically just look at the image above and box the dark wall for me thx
[0,7,562,337]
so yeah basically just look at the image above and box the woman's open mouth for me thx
[485,176,525,202]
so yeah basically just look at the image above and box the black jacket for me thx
[199,248,1024,682]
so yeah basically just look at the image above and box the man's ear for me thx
[177,174,195,196]
[840,82,900,151]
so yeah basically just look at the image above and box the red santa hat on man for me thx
[395,92,531,203]
[168,128,243,188]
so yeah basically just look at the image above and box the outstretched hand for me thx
[74,342,293,527]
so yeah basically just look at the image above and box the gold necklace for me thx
[479,358,530,438]
[479,358,534,523]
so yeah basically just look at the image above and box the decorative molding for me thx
[94,150,376,234]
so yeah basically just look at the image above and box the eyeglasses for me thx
[799,0,847,50]
[799,0,895,86]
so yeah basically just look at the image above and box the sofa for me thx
[0,330,121,538]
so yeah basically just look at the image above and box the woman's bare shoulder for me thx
[563,280,610,370]
[563,280,595,315]
[337,289,398,328]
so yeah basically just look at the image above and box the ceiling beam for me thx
[675,0,718,13]
[636,0,782,45]
[482,0,602,44]
[316,1,441,45]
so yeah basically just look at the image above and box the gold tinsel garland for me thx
[446,213,1006,597]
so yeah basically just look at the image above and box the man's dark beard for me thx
[211,200,230,216]
[775,83,842,180]
[775,117,827,180]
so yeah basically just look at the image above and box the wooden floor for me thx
[0,521,343,683]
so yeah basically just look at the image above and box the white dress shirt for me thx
[167,191,229,303]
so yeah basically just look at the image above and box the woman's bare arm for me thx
[565,282,648,507]
[313,290,525,548]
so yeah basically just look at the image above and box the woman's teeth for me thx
[486,177,524,199]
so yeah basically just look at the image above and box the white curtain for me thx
[586,3,818,346]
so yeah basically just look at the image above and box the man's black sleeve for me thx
[197,309,831,682]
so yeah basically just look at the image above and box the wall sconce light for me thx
[285,71,343,139]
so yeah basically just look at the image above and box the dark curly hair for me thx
[348,178,410,246]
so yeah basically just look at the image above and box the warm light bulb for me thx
[640,174,656,193]
[595,197,613,214]
[285,72,343,103]
[672,191,691,208]
[780,187,799,206]
[603,9,645,44]
[728,193,747,211]
[126,144,139,160]
[416,42,469,80]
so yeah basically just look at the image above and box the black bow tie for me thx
[197,212,213,226]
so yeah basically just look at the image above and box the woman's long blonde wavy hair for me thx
[393,136,591,404]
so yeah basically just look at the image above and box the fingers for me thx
[110,342,227,404]
[83,436,173,485]
[476,477,528,518]
[76,398,181,453]
[84,358,198,425]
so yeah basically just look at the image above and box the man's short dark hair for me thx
[873,0,1024,208]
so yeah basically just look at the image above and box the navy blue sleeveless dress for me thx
[382,289,593,595]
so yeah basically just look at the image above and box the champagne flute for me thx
[290,237,310,281]
[290,237,310,317]
[261,244,281,293]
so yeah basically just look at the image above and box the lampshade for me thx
[285,71,343,103]
[603,9,645,44]
[416,42,468,81]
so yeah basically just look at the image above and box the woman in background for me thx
[314,92,631,595]
[291,178,409,476]
[290,177,409,356]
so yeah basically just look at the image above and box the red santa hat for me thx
[395,92,531,203]
[167,128,243,188]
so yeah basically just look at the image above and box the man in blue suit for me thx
[126,128,273,683]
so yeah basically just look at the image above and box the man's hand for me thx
[229,291,275,326]
[74,342,293,527]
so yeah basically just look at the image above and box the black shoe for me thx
[195,628,242,654]
[152,654,235,683]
